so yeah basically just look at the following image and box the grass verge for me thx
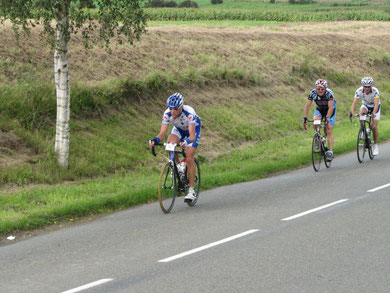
[1,118,390,236]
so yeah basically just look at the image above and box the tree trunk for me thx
[54,4,70,168]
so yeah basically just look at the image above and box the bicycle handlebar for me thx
[303,119,327,130]
[349,113,373,123]
[149,142,186,158]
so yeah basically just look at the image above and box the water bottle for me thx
[178,159,186,174]
[366,128,371,136]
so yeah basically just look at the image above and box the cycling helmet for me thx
[315,79,328,88]
[361,77,374,87]
[166,93,184,109]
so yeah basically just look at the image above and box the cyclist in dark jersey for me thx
[302,79,336,161]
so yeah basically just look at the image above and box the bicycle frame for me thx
[305,118,331,171]
[351,113,374,163]
[150,142,201,213]
[151,142,186,188]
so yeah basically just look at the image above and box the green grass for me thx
[1,116,390,235]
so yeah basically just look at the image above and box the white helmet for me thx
[315,79,328,88]
[361,77,374,87]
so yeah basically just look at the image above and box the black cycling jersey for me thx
[308,88,336,117]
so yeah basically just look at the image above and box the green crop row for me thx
[143,8,390,21]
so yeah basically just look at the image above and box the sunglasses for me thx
[363,86,371,88]
[169,107,180,111]
[316,87,326,90]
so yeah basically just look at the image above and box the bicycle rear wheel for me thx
[158,162,177,214]
[312,134,321,172]
[357,128,366,163]
[368,129,375,160]
[323,143,331,168]
[186,158,201,207]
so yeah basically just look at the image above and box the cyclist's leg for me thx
[327,111,336,152]
[359,105,368,116]
[168,127,181,162]
[185,125,201,188]
[313,110,322,131]
[186,147,196,188]
[371,107,380,144]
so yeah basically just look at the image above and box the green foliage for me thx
[0,0,146,48]
[145,0,178,8]
[178,0,199,8]
[211,0,223,5]
[144,8,390,21]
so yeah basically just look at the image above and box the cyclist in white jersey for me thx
[149,93,201,203]
[349,77,381,155]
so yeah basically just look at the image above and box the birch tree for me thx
[0,0,146,167]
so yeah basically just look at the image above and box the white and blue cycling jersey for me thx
[354,86,381,120]
[162,105,201,148]
[354,86,380,108]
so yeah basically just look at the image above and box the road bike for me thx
[304,119,332,172]
[150,142,201,214]
[350,113,375,163]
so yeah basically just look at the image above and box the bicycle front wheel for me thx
[357,128,366,163]
[312,134,321,172]
[186,158,201,207]
[158,162,177,214]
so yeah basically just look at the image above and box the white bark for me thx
[54,10,70,168]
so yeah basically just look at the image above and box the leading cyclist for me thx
[149,93,201,203]
[302,79,336,161]
[349,77,381,156]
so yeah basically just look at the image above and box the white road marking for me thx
[367,183,390,193]
[61,279,113,293]
[158,229,259,263]
[281,199,349,221]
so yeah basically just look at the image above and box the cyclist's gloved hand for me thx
[302,117,308,124]
[149,137,160,147]
[180,138,191,148]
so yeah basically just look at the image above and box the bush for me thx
[78,0,96,8]
[178,0,199,7]
[145,0,178,7]
[270,0,275,3]
[211,0,223,4]
[165,1,178,7]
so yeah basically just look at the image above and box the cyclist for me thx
[149,93,201,203]
[302,79,336,161]
[349,77,381,156]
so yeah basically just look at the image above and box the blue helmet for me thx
[166,93,184,109]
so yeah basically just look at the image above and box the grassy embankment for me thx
[1,20,390,236]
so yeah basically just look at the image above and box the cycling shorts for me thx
[170,124,201,148]
[361,105,380,120]
[314,109,336,126]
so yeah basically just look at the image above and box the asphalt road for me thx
[1,141,389,293]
